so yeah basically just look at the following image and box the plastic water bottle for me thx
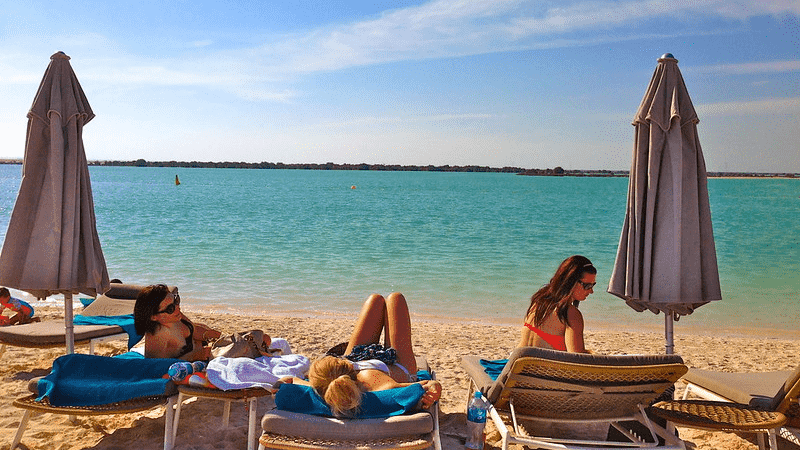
[465,391,488,449]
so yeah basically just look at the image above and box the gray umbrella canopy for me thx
[608,54,721,353]
[0,52,109,352]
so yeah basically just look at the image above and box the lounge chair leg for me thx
[768,430,778,450]
[223,399,232,427]
[432,400,442,450]
[172,392,186,444]
[247,397,257,450]
[164,396,177,450]
[11,410,32,450]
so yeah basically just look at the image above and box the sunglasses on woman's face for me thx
[157,292,181,315]
[577,281,596,290]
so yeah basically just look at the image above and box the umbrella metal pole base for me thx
[65,293,75,354]
[665,312,674,355]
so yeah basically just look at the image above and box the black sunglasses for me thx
[577,281,596,290]
[157,292,181,314]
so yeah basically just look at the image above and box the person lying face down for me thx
[133,284,221,361]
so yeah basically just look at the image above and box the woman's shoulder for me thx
[566,305,584,327]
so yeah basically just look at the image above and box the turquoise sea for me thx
[1,165,798,338]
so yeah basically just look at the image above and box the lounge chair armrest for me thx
[461,356,495,394]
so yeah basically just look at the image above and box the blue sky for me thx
[1,0,798,172]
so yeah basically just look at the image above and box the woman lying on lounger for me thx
[133,284,222,361]
[279,292,442,417]
[519,255,596,353]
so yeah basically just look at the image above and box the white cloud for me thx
[697,97,800,116]
[1,0,798,100]
[689,60,800,75]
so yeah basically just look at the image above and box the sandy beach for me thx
[1,306,798,450]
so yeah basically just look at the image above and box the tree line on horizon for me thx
[0,158,796,177]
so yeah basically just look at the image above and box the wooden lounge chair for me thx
[0,283,175,358]
[257,356,441,450]
[651,365,800,449]
[173,385,274,450]
[460,347,688,450]
[11,373,179,450]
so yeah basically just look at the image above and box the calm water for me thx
[1,165,798,337]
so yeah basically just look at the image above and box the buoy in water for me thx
[350,185,356,189]
[175,175,181,186]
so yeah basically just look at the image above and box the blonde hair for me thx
[309,356,362,417]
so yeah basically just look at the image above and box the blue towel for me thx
[480,359,508,381]
[37,353,179,406]
[276,382,425,418]
[74,314,143,349]
[416,370,433,381]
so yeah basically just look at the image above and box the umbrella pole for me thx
[665,311,674,355]
[65,293,75,354]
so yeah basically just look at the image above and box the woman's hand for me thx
[418,379,442,408]
[194,323,221,342]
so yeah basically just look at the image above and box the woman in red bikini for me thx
[519,255,597,353]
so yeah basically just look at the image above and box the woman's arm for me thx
[564,306,589,353]
[274,376,311,386]
[183,316,221,342]
[357,369,442,408]
[519,319,534,347]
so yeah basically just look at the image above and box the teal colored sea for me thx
[1,165,798,337]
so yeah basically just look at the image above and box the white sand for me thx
[1,306,798,450]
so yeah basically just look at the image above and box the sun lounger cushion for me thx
[37,353,179,406]
[275,382,425,419]
[262,409,434,441]
[684,367,798,410]
[0,321,125,347]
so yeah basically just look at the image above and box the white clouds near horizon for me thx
[0,0,797,171]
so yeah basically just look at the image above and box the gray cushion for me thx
[0,321,124,346]
[684,367,797,409]
[261,410,433,440]
[104,283,149,299]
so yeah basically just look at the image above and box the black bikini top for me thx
[176,318,194,358]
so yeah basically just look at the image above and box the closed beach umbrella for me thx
[0,51,109,353]
[608,54,721,354]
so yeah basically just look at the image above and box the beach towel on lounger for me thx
[37,353,179,406]
[275,382,426,418]
[205,354,311,390]
[73,313,142,348]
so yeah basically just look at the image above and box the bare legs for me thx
[345,292,417,374]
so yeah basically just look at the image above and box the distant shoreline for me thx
[0,158,797,178]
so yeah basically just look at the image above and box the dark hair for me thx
[134,284,171,335]
[526,255,597,327]
[0,287,9,298]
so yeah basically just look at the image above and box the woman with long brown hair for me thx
[519,255,597,353]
